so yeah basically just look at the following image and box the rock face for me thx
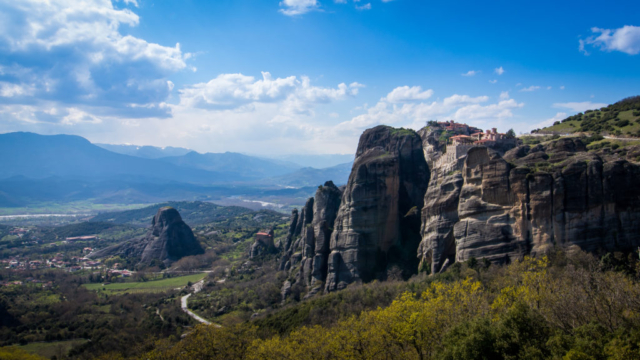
[324,126,429,291]
[419,137,640,273]
[88,207,204,266]
[280,124,640,297]
[285,182,343,294]
[249,229,275,259]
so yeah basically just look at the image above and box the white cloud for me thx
[489,79,497,84]
[453,99,523,121]
[499,91,509,100]
[335,90,522,136]
[579,39,589,55]
[384,86,433,103]
[520,85,540,92]
[61,108,103,125]
[547,86,552,90]
[0,82,35,97]
[532,112,567,130]
[553,101,607,113]
[494,67,505,75]
[0,0,191,118]
[560,86,565,90]
[279,0,319,15]
[356,3,372,10]
[581,26,640,55]
[461,70,478,76]
[179,72,363,116]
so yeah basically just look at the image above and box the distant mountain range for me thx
[96,143,192,159]
[0,132,352,207]
[98,142,354,168]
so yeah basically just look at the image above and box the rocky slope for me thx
[88,207,204,266]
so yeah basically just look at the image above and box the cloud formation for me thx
[179,72,363,116]
[0,0,191,119]
[553,101,607,112]
[279,0,319,15]
[335,87,523,136]
[494,67,505,75]
[461,70,478,76]
[520,85,540,92]
[581,26,640,55]
[384,86,433,103]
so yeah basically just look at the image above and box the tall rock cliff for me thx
[280,124,640,297]
[88,207,204,266]
[324,126,430,291]
[281,182,343,298]
[419,137,640,273]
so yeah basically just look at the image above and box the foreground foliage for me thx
[115,250,640,359]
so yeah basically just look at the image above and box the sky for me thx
[0,0,639,155]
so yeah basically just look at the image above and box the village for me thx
[0,227,135,288]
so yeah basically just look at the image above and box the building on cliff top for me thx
[437,126,518,168]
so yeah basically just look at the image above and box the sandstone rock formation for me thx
[88,207,204,266]
[324,126,429,291]
[249,229,275,259]
[280,124,640,297]
[419,137,640,273]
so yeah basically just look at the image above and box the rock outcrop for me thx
[88,207,204,266]
[280,124,640,297]
[249,229,275,259]
[419,137,640,273]
[324,126,429,291]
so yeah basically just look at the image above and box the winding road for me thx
[180,279,221,327]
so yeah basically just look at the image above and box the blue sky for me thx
[0,0,639,155]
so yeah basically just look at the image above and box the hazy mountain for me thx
[96,143,193,159]
[0,175,317,207]
[264,162,353,187]
[159,151,301,180]
[268,154,355,168]
[0,132,232,184]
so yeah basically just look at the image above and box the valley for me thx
[2,98,640,359]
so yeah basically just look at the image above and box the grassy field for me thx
[83,273,206,294]
[6,339,89,358]
[0,201,149,216]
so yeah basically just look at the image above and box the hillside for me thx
[96,144,192,159]
[262,161,353,187]
[0,132,230,184]
[158,151,301,180]
[535,95,640,136]
[89,201,254,226]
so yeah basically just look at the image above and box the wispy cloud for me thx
[553,101,607,112]
[356,3,372,10]
[279,0,319,16]
[489,79,497,84]
[384,86,433,103]
[494,66,505,75]
[520,85,540,92]
[461,70,478,76]
[580,25,640,55]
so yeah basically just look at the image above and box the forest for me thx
[55,249,640,360]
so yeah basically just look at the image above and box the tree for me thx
[506,128,516,138]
